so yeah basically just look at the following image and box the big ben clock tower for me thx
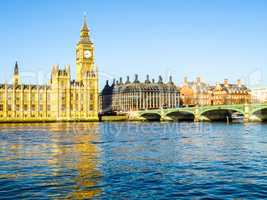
[76,16,95,82]
[75,16,99,118]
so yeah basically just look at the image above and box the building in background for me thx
[180,77,212,106]
[100,80,114,114]
[100,75,179,113]
[180,77,251,107]
[251,87,267,103]
[212,79,251,105]
[0,18,99,121]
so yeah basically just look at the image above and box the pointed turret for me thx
[13,61,20,85]
[14,61,19,75]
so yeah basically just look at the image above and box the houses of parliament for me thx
[0,18,99,122]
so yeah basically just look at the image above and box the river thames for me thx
[1,122,267,199]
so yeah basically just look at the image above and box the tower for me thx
[76,16,94,82]
[50,65,71,119]
[13,61,20,85]
[76,16,99,118]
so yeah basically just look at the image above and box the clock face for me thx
[84,50,91,58]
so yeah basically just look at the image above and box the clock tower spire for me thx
[80,15,90,43]
[76,15,94,82]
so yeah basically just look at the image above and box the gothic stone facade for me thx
[0,18,98,122]
[100,75,180,113]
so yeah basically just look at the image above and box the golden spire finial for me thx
[79,12,91,43]
[82,12,89,31]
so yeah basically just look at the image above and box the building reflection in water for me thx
[48,122,102,199]
[0,122,102,199]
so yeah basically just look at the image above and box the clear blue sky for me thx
[1,0,267,88]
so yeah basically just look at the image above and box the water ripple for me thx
[0,122,267,199]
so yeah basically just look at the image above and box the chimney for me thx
[134,74,139,83]
[126,76,130,84]
[145,74,150,83]
[169,76,173,84]
[237,79,241,87]
[112,79,115,85]
[224,79,229,86]
[184,76,188,84]
[119,77,123,84]
[158,75,163,84]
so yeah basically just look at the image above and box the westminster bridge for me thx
[128,103,267,122]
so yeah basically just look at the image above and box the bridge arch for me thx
[200,106,245,115]
[165,110,195,121]
[250,106,267,121]
[250,106,267,115]
[200,107,244,122]
[140,112,162,121]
